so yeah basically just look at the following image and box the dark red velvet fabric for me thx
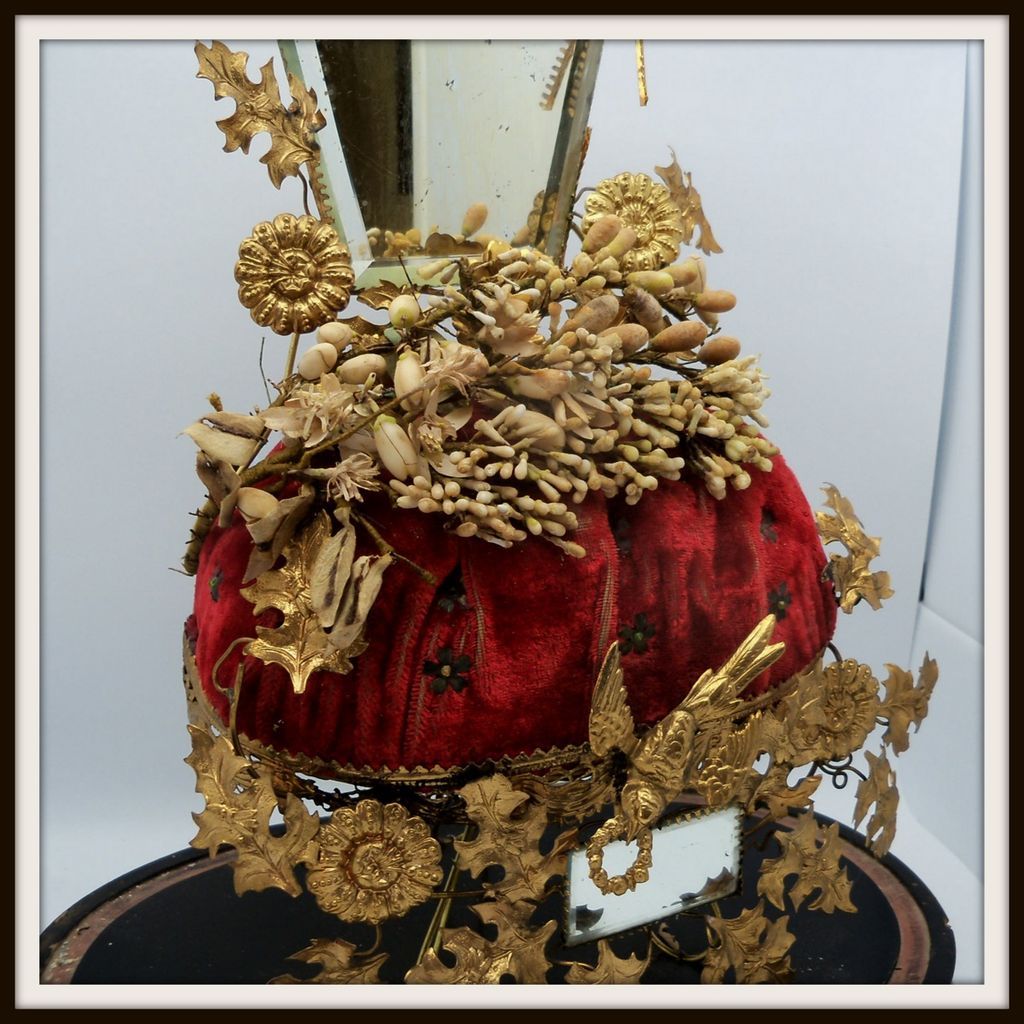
[190,454,837,770]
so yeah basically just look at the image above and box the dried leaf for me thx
[195,455,241,526]
[702,900,795,984]
[879,655,939,755]
[565,940,650,984]
[195,41,325,190]
[271,938,387,984]
[309,515,357,628]
[654,149,723,255]
[242,484,315,582]
[185,724,320,897]
[242,510,367,693]
[183,413,263,467]
[456,775,571,903]
[326,551,393,653]
[853,748,899,857]
[356,280,400,310]
[757,813,856,914]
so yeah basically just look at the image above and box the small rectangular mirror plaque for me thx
[565,805,742,946]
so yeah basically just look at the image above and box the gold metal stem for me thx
[415,825,473,965]
[283,329,301,380]
[635,41,648,107]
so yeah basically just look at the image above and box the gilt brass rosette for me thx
[234,213,354,335]
[583,172,687,271]
[306,801,443,924]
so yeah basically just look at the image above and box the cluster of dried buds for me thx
[186,189,776,571]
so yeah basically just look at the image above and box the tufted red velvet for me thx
[188,454,837,770]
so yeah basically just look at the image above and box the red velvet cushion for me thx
[189,453,836,771]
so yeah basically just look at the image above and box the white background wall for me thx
[32,33,988,985]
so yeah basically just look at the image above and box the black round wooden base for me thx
[40,812,954,985]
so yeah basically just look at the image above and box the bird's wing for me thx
[682,615,787,727]
[589,641,637,759]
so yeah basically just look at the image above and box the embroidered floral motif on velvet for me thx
[425,648,473,694]
[768,582,793,620]
[618,613,656,655]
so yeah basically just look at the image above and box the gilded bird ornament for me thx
[586,615,786,895]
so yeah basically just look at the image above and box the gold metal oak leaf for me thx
[270,938,388,984]
[195,40,326,190]
[241,510,368,694]
[747,768,822,822]
[757,813,857,915]
[406,909,558,984]
[854,748,900,857]
[185,724,320,897]
[565,940,651,984]
[816,485,894,613]
[878,654,939,755]
[456,775,576,904]
[702,900,795,984]
[654,150,724,255]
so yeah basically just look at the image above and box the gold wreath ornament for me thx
[235,213,354,335]
[583,172,687,272]
[305,800,443,924]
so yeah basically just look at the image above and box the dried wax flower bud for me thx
[693,289,737,313]
[394,349,425,402]
[571,252,595,278]
[389,293,422,330]
[623,285,666,334]
[598,322,650,356]
[596,226,638,262]
[373,415,418,480]
[700,335,743,364]
[626,270,675,295]
[650,320,708,352]
[578,275,607,295]
[338,353,388,384]
[317,321,354,350]
[236,486,279,523]
[417,258,452,281]
[582,213,623,254]
[560,294,620,337]
[680,255,708,293]
[461,202,488,237]
[509,368,572,400]
[697,309,719,330]
[666,260,700,289]
[297,342,340,380]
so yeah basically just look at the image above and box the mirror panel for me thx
[281,40,602,274]
[565,805,742,946]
